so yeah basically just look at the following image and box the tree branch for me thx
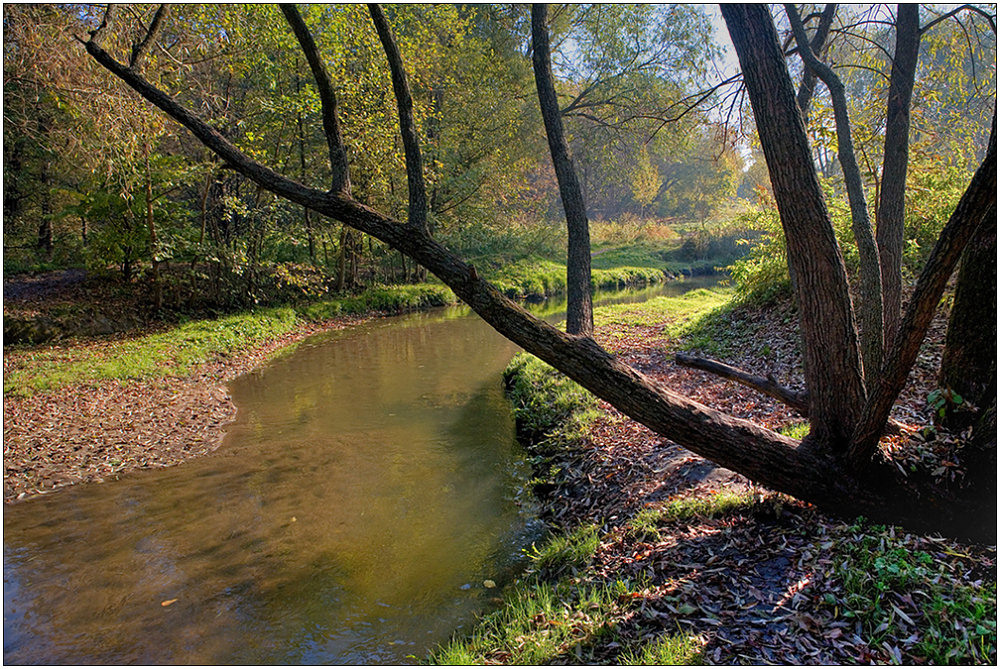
[921,4,997,35]
[851,114,997,464]
[88,3,118,48]
[129,4,169,70]
[368,4,428,234]
[786,2,884,382]
[676,352,810,414]
[278,4,351,195]
[795,3,836,121]
[676,352,908,435]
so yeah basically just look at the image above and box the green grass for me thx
[627,492,758,541]
[429,576,633,665]
[487,256,665,302]
[824,521,997,664]
[617,633,706,665]
[524,524,602,576]
[296,283,456,321]
[4,283,458,397]
[777,421,810,440]
[502,353,600,450]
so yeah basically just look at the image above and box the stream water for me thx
[3,277,717,664]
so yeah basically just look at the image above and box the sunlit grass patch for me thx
[525,524,601,576]
[595,286,732,332]
[626,491,759,541]
[777,421,810,440]
[429,577,633,665]
[617,632,707,665]
[4,308,301,396]
[488,256,665,301]
[5,284,458,397]
[503,353,600,449]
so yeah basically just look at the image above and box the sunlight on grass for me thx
[4,284,458,397]
[627,491,758,541]
[524,524,601,576]
[617,632,707,665]
[429,576,632,665]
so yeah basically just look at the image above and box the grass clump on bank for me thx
[4,283,457,397]
[627,492,758,542]
[430,576,630,665]
[502,353,600,449]
[430,527,706,665]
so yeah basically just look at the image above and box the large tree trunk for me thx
[939,207,997,417]
[786,4,884,381]
[531,4,594,336]
[877,4,921,353]
[722,4,867,447]
[82,6,996,542]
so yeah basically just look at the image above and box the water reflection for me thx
[3,276,717,664]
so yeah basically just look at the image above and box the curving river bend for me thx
[3,278,715,664]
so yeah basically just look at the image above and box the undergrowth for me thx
[824,520,997,664]
[488,257,665,302]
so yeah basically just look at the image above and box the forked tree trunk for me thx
[531,4,594,336]
[82,5,996,542]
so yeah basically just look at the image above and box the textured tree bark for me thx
[278,5,351,195]
[531,4,593,336]
[722,4,866,447]
[81,11,997,542]
[852,121,997,462]
[939,207,997,415]
[877,4,921,353]
[368,4,428,236]
[786,4,884,382]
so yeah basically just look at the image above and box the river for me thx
[3,277,717,664]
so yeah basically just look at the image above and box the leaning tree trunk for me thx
[939,206,997,420]
[531,4,594,336]
[877,4,921,353]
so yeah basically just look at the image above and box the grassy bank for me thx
[430,289,996,665]
[3,246,686,397]
[3,283,457,397]
[489,257,666,302]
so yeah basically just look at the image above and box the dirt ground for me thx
[3,315,367,503]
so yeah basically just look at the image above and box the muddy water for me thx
[3,277,717,664]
